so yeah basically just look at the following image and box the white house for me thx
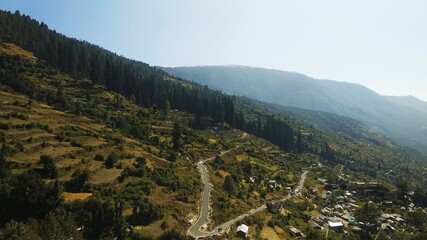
[328,221,344,232]
[236,224,249,238]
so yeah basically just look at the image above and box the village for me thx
[226,161,427,239]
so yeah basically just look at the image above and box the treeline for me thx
[0,10,234,123]
[0,10,297,151]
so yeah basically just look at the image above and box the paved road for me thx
[295,170,308,197]
[188,161,214,238]
[188,133,246,238]
[214,170,309,236]
[188,132,308,239]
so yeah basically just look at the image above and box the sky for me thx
[1,0,426,101]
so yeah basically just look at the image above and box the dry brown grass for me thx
[90,168,123,184]
[72,136,107,147]
[0,43,38,61]
[264,215,272,225]
[62,192,93,202]
[261,226,281,240]
[56,158,82,169]
[274,226,285,234]
[218,170,230,178]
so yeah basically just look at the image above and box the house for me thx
[268,179,276,187]
[236,224,249,238]
[334,204,344,212]
[344,190,353,197]
[348,203,360,210]
[318,178,328,184]
[328,221,344,232]
[381,223,395,232]
[288,226,305,239]
[384,201,393,207]
[395,217,405,224]
[266,179,282,190]
[341,214,354,223]
[336,196,345,204]
[249,176,256,183]
[350,181,366,186]
[321,207,331,216]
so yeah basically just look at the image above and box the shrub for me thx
[0,131,6,143]
[71,140,83,148]
[39,155,58,179]
[64,169,90,192]
[105,153,119,169]
[94,154,104,161]
[0,220,42,240]
[0,123,9,130]
[157,229,188,240]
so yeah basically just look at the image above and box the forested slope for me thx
[163,65,427,154]
[1,10,427,239]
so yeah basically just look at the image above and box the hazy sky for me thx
[1,0,426,101]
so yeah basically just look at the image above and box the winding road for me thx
[188,139,243,238]
[188,131,308,239]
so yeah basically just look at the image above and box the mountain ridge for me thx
[2,10,427,239]
[162,65,427,154]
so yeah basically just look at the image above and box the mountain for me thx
[3,10,427,240]
[162,65,427,154]
[385,95,427,115]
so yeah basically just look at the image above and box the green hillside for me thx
[0,42,307,239]
[1,10,427,240]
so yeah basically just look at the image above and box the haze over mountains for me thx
[162,65,427,154]
[4,8,427,239]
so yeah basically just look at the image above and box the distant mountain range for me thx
[162,65,427,154]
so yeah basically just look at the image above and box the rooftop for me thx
[237,224,249,234]
[328,221,344,228]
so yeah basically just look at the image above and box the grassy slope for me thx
[0,76,201,234]
[2,42,427,239]
[0,43,304,237]
[0,43,201,236]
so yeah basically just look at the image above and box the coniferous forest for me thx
[0,10,296,152]
[2,9,427,240]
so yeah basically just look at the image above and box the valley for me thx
[163,66,427,155]
[0,9,427,240]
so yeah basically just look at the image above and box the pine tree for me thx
[355,202,380,235]
[223,175,236,195]
[172,122,182,151]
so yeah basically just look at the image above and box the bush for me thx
[0,220,42,240]
[38,209,83,240]
[167,151,178,162]
[64,169,89,192]
[0,123,9,130]
[93,154,104,161]
[157,229,188,240]
[105,153,119,169]
[128,198,163,226]
[0,131,5,143]
[7,170,61,221]
[66,198,116,240]
[71,140,83,148]
[39,155,58,179]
